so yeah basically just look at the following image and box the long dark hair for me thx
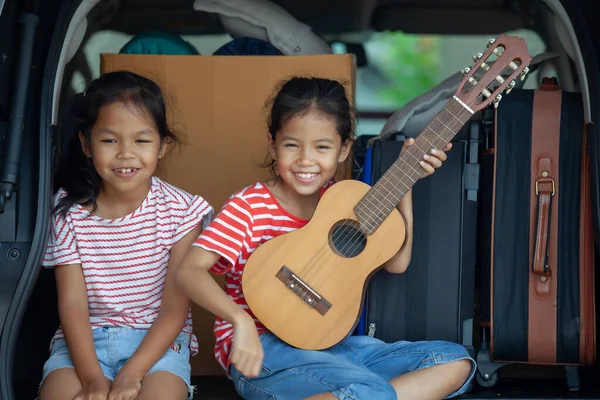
[54,71,179,216]
[263,77,355,176]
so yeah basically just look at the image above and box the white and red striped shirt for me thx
[194,180,334,371]
[43,176,213,355]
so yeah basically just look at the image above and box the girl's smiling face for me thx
[268,108,351,198]
[81,101,166,196]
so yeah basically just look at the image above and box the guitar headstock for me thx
[455,34,532,112]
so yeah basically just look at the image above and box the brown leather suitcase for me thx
[476,78,596,389]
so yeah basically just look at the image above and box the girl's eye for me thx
[101,139,117,143]
[284,143,298,148]
[317,146,331,150]
[136,140,151,143]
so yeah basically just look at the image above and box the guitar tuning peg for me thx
[505,80,516,94]
[461,67,471,77]
[520,66,530,81]
[472,52,483,62]
[486,38,496,48]
[493,93,502,108]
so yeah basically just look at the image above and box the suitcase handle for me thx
[532,158,554,298]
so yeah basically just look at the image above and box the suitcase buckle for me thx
[535,177,555,196]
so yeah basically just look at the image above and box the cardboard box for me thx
[101,53,356,375]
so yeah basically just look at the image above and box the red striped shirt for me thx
[194,180,334,371]
[44,177,213,355]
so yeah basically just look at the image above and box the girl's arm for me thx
[383,190,414,274]
[113,225,202,383]
[175,246,263,378]
[55,264,109,388]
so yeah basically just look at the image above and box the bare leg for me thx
[136,371,188,400]
[390,359,473,400]
[303,359,471,400]
[39,367,111,400]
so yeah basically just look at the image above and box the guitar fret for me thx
[387,171,413,191]
[427,122,445,143]
[391,163,418,184]
[375,177,400,200]
[396,157,421,176]
[404,148,421,163]
[397,178,412,191]
[419,131,436,148]
[355,208,377,232]
[361,197,386,222]
[434,114,453,134]
[374,183,398,206]
[416,140,431,153]
[440,106,464,124]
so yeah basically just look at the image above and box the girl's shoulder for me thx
[151,176,202,207]
[227,181,274,205]
[151,177,214,226]
[53,188,68,204]
[51,188,76,217]
[216,182,273,216]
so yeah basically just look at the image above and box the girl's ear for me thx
[79,132,92,158]
[338,138,353,163]
[267,131,277,161]
[158,140,168,159]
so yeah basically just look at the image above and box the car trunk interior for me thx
[2,0,600,399]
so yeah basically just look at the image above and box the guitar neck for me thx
[354,96,474,234]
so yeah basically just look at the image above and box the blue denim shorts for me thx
[41,327,194,399]
[230,333,476,400]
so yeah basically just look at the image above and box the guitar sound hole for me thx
[329,220,367,258]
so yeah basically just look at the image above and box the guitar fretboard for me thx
[354,97,473,234]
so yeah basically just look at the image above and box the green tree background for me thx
[374,32,441,107]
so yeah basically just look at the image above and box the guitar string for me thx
[310,103,469,285]
[299,101,467,283]
[298,100,469,286]
[313,101,470,288]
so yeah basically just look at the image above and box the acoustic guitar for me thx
[242,34,532,350]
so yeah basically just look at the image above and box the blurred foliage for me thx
[373,32,441,107]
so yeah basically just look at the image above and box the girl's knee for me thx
[138,370,190,400]
[38,367,82,400]
[449,358,474,381]
[439,358,475,396]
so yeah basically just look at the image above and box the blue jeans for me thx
[41,327,194,399]
[230,333,475,400]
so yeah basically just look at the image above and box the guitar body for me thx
[241,180,406,350]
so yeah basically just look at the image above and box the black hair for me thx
[263,76,355,176]
[54,70,179,216]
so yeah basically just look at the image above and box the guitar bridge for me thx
[276,266,332,316]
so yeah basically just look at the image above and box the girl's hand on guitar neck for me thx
[402,137,452,177]
[231,312,264,378]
